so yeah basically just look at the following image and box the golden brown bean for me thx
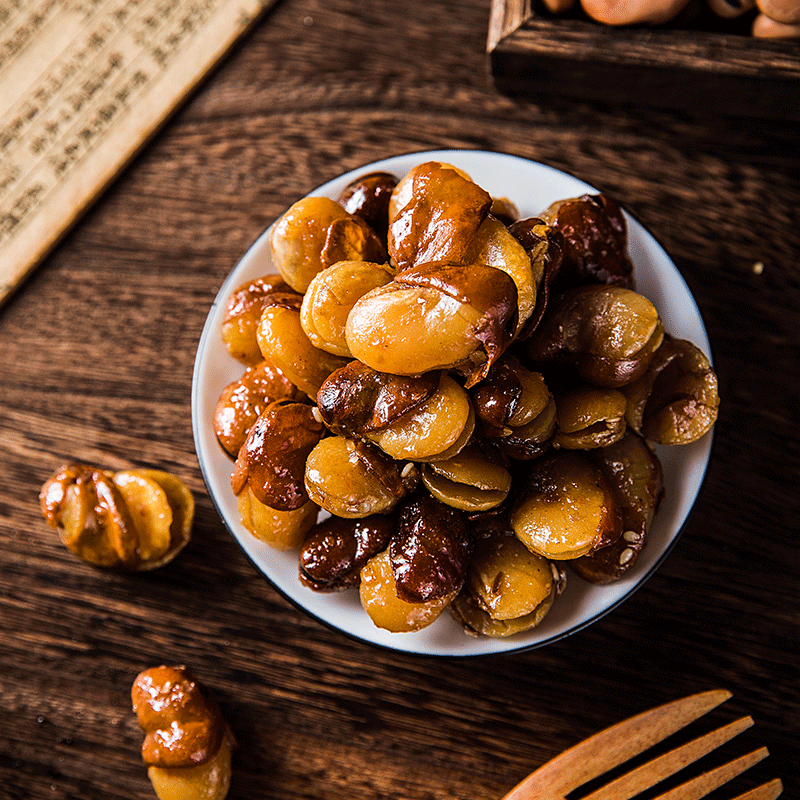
[214,359,303,458]
[580,0,692,24]
[346,262,517,385]
[752,12,800,35]
[39,463,194,571]
[524,284,664,388]
[316,360,439,438]
[388,161,473,226]
[364,373,473,461]
[300,260,394,356]
[553,385,627,449]
[463,215,538,334]
[271,197,386,293]
[388,162,492,271]
[622,337,719,445]
[359,549,456,632]
[510,451,622,560]
[337,171,398,240]
[257,293,349,398]
[132,666,234,800]
[236,485,318,549]
[390,492,472,602]
[221,275,292,365]
[471,357,556,459]
[420,444,511,512]
[231,400,324,512]
[466,533,555,620]
[450,534,565,637]
[299,513,395,592]
[571,431,664,584]
[304,436,402,518]
[539,194,634,290]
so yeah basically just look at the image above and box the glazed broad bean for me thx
[256,292,349,397]
[301,260,395,356]
[299,513,395,592]
[552,385,628,449]
[524,284,665,388]
[304,435,404,518]
[214,359,303,458]
[271,197,386,293]
[337,171,398,241]
[346,261,518,384]
[40,463,194,571]
[221,275,291,365]
[420,443,512,512]
[231,400,324,512]
[388,161,492,270]
[622,336,720,445]
[510,450,623,560]
[471,356,556,459]
[450,532,565,637]
[132,666,234,800]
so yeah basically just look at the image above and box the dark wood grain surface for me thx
[1,0,798,798]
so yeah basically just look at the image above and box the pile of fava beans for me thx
[212,161,720,638]
[542,0,800,37]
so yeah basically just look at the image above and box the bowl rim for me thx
[191,148,714,657]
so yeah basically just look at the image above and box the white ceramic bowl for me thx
[192,150,713,656]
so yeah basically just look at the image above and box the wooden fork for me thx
[501,689,782,800]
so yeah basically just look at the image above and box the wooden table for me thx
[1,0,797,797]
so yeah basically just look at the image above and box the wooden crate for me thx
[487,0,800,120]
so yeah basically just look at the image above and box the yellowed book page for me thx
[0,0,277,307]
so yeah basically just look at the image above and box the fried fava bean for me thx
[390,492,472,603]
[304,436,406,518]
[524,285,664,388]
[553,385,627,449]
[132,666,234,800]
[346,261,518,386]
[539,193,634,290]
[316,360,439,439]
[236,485,318,549]
[256,292,349,398]
[420,443,512,512]
[337,171,398,241]
[450,533,565,637]
[231,400,324,512]
[571,431,664,583]
[40,463,194,570]
[299,513,395,591]
[622,337,720,445]
[114,469,194,570]
[300,260,395,356]
[388,162,493,271]
[451,584,556,638]
[360,549,457,632]
[388,162,470,222]
[463,215,538,335]
[270,196,386,293]
[213,359,303,458]
[221,275,291,365]
[364,372,474,462]
[471,356,556,460]
[511,450,623,560]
